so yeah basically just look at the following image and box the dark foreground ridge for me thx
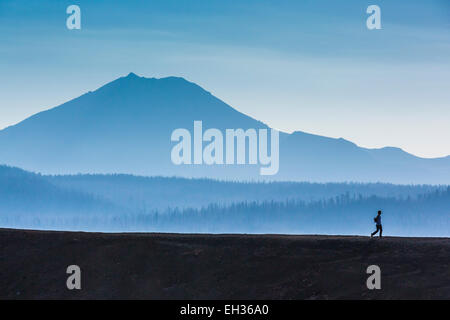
[0,228,449,299]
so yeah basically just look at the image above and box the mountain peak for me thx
[120,73,197,87]
[1,73,449,184]
[126,72,139,78]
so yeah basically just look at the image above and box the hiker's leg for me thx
[379,225,383,238]
[371,227,378,237]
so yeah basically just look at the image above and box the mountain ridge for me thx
[0,73,448,183]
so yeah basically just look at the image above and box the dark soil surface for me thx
[0,228,449,299]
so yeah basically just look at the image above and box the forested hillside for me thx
[1,165,448,236]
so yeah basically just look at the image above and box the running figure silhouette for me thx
[371,210,383,238]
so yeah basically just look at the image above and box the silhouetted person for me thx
[371,210,383,238]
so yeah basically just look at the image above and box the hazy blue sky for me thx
[1,0,449,158]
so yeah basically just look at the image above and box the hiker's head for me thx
[378,210,382,215]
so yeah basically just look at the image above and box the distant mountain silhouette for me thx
[0,72,449,184]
